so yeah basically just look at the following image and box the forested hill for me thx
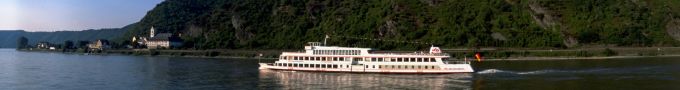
[0,28,127,48]
[125,0,680,50]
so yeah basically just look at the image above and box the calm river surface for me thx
[0,49,678,90]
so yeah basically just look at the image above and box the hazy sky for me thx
[0,0,163,31]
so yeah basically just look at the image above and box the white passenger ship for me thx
[259,42,474,74]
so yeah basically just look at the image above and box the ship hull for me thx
[259,63,474,74]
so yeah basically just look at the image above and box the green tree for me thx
[64,40,74,49]
[16,36,28,50]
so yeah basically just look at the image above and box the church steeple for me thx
[150,26,155,38]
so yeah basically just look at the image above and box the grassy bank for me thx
[444,47,680,60]
[105,49,284,59]
[17,47,680,60]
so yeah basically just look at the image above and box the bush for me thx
[602,48,617,56]
[576,51,593,57]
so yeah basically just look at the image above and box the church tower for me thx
[150,26,156,38]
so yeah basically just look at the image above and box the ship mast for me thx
[324,35,329,46]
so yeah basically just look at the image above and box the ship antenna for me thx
[324,35,330,46]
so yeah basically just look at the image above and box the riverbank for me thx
[15,47,680,61]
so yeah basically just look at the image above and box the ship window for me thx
[339,57,345,61]
[379,65,382,68]
[397,58,402,62]
[371,58,376,62]
[410,58,416,62]
[417,58,422,62]
[372,65,376,68]
[378,58,384,62]
[333,65,338,68]
[365,65,368,68]
[304,57,308,60]
[346,65,350,68]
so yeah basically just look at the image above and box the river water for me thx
[0,49,678,90]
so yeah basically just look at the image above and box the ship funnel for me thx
[429,47,441,54]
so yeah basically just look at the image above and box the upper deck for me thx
[282,42,448,57]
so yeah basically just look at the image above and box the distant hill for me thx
[124,0,680,50]
[0,28,127,48]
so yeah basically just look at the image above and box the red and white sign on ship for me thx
[429,46,441,54]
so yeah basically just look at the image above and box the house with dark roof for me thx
[145,27,183,49]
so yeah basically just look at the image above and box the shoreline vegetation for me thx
[15,47,680,61]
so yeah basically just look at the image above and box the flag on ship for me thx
[475,53,482,62]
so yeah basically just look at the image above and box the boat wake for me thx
[476,68,609,75]
[476,66,672,75]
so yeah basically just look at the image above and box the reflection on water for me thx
[258,70,473,90]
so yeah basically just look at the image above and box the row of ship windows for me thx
[313,50,360,55]
[283,56,439,62]
[367,65,440,70]
[275,63,440,70]
[312,50,361,55]
[286,56,347,61]
[275,63,342,68]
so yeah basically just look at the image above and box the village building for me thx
[88,39,110,50]
[36,42,51,49]
[142,27,183,49]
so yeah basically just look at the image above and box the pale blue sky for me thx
[0,0,163,31]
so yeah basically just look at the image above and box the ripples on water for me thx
[0,49,679,90]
